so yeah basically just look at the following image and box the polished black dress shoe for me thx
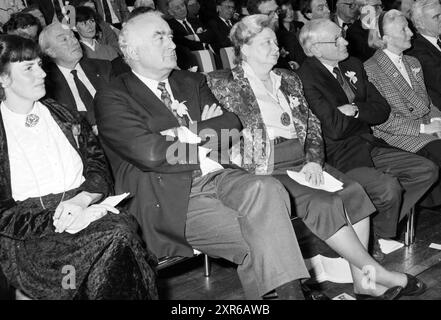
[355,286,403,300]
[400,274,426,297]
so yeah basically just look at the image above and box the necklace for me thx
[5,103,66,209]
[261,77,292,127]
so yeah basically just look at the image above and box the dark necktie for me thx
[226,20,232,28]
[333,67,355,103]
[437,37,441,49]
[71,70,96,125]
[102,0,112,23]
[182,19,194,35]
[157,82,187,126]
[342,22,351,29]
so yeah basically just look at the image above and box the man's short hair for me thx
[247,0,271,15]
[118,10,164,65]
[411,0,439,30]
[299,18,333,56]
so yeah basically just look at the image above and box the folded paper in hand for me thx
[65,193,130,234]
[286,170,343,192]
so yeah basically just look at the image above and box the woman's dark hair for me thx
[75,6,102,39]
[0,35,41,100]
[75,5,98,23]
[3,13,40,35]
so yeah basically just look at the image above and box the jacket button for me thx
[409,107,414,112]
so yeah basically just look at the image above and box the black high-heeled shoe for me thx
[355,286,403,300]
[400,274,426,297]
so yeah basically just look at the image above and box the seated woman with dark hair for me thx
[206,14,425,300]
[74,6,120,61]
[3,13,41,41]
[0,34,157,300]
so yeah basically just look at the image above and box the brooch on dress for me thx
[25,114,39,127]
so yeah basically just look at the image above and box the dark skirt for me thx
[0,190,158,300]
[271,139,376,240]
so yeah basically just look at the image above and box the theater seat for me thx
[219,47,236,70]
[190,50,217,74]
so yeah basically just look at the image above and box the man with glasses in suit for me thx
[334,0,358,31]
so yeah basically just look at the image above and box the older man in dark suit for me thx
[94,11,312,300]
[167,0,213,51]
[39,22,112,135]
[407,0,441,110]
[297,19,437,258]
[206,0,235,53]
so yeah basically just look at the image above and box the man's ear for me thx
[305,12,312,20]
[45,47,57,59]
[310,44,322,58]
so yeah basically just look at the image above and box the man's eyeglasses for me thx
[263,7,282,17]
[339,2,358,9]
[313,32,346,46]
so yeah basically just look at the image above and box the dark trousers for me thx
[185,169,310,299]
[416,139,441,207]
[345,147,438,238]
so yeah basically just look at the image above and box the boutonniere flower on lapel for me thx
[171,99,194,123]
[411,67,421,76]
[288,95,301,109]
[345,71,358,85]
[72,123,81,148]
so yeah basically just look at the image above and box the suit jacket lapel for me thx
[374,50,427,110]
[47,63,77,110]
[231,65,265,123]
[417,34,441,58]
[123,72,180,128]
[80,59,99,90]
[169,72,200,122]
[310,57,350,103]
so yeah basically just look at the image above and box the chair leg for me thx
[203,254,211,277]
[405,206,415,246]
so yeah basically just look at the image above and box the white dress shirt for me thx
[177,18,201,42]
[57,63,97,112]
[383,49,412,87]
[1,101,85,201]
[219,16,232,28]
[421,34,441,52]
[132,71,176,102]
[243,62,297,140]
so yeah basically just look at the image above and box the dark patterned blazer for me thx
[206,64,324,175]
[0,98,112,236]
[407,33,441,110]
[364,49,441,153]
[297,56,391,173]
